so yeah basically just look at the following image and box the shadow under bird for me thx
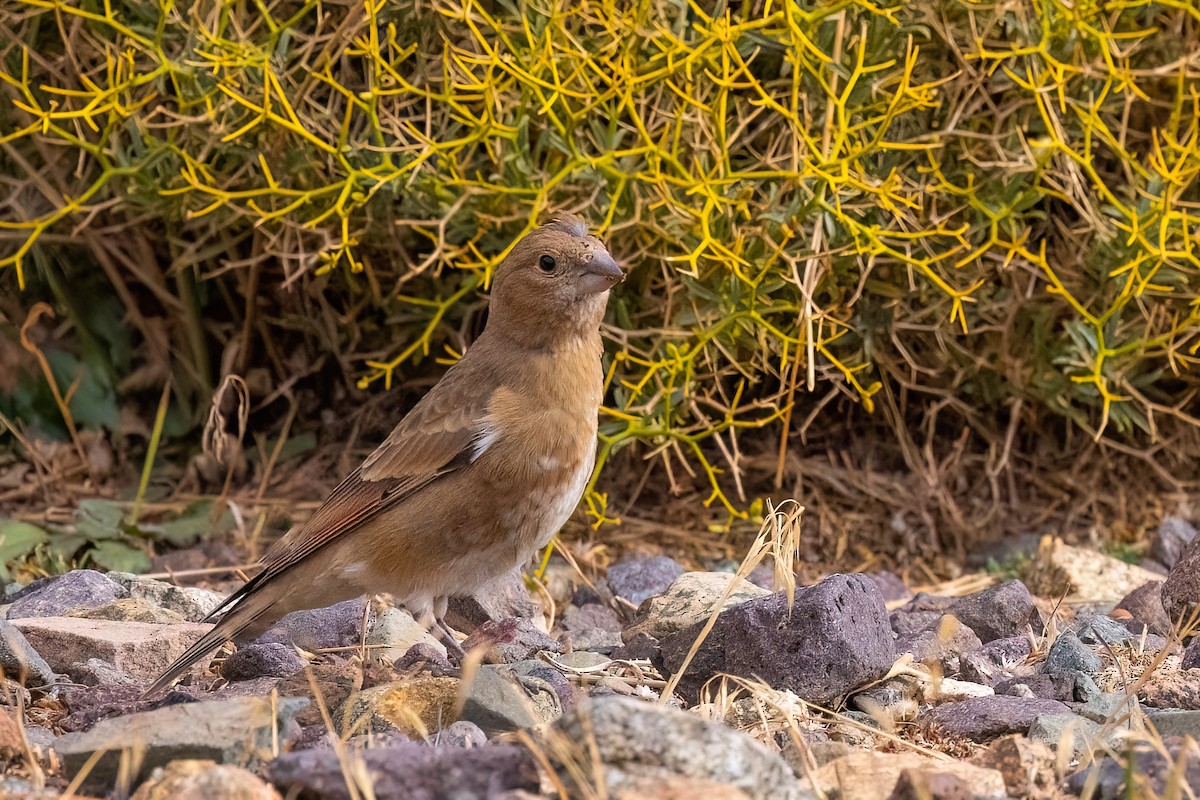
[144,214,624,696]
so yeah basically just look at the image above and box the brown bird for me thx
[145,214,623,696]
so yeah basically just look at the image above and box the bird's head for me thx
[486,214,623,348]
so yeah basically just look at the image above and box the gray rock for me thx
[562,627,623,653]
[1114,580,1173,636]
[889,610,944,638]
[1162,535,1200,629]
[607,555,686,607]
[659,574,895,705]
[1028,712,1109,757]
[59,684,202,732]
[959,637,1033,686]
[1077,691,1135,724]
[13,617,214,685]
[947,580,1042,643]
[1145,709,1200,738]
[105,572,226,621]
[1076,613,1164,651]
[258,598,366,652]
[994,672,1075,701]
[0,619,56,688]
[6,570,126,619]
[365,606,445,662]
[897,614,982,674]
[74,657,136,687]
[552,695,812,800]
[265,743,538,800]
[509,659,578,713]
[56,696,307,789]
[1068,739,1200,800]
[1042,631,1102,676]
[562,603,623,632]
[460,664,562,733]
[624,572,771,641]
[220,642,307,681]
[919,695,1071,742]
[446,569,541,629]
[462,618,559,663]
[1152,516,1197,568]
[437,720,487,748]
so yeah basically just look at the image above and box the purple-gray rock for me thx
[607,555,686,607]
[436,720,487,748]
[659,574,895,705]
[947,580,1043,643]
[220,642,307,681]
[59,684,202,732]
[994,673,1075,702]
[257,598,366,652]
[610,632,660,662]
[266,743,538,799]
[461,618,560,663]
[1183,637,1200,670]
[1115,581,1173,636]
[897,614,982,675]
[1042,630,1101,676]
[959,637,1034,686]
[1162,535,1200,630]
[562,603,623,632]
[1152,516,1197,569]
[0,619,57,688]
[919,695,1071,742]
[6,570,126,619]
[869,571,913,604]
[1068,738,1200,799]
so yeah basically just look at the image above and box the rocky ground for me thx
[1,516,1199,799]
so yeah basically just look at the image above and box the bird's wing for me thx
[206,369,495,620]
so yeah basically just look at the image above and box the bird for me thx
[144,213,623,696]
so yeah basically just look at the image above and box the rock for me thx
[460,664,561,732]
[946,580,1041,643]
[1025,536,1162,602]
[562,627,624,653]
[277,659,360,727]
[510,659,578,713]
[12,617,213,684]
[552,695,810,800]
[60,684,202,732]
[868,571,912,604]
[436,720,486,748]
[625,572,771,641]
[106,573,226,622]
[57,696,307,789]
[994,673,1075,702]
[660,575,894,705]
[1162,534,1200,629]
[75,657,138,687]
[1027,712,1106,757]
[897,614,982,674]
[346,676,460,737]
[1140,668,1200,709]
[1183,637,1200,669]
[1076,689,1131,723]
[562,603,623,632]
[971,735,1056,799]
[1068,738,1200,800]
[265,743,538,800]
[1115,581,1173,636]
[69,597,186,624]
[0,619,56,689]
[958,637,1033,686]
[607,555,686,607]
[814,752,1005,800]
[0,708,24,762]
[918,695,1071,742]
[850,676,920,723]
[1144,709,1200,738]
[890,610,944,638]
[925,678,994,703]
[364,606,444,662]
[131,759,281,800]
[1152,516,1197,568]
[1042,630,1101,676]
[888,769,974,800]
[462,618,559,663]
[446,569,541,629]
[220,643,307,682]
[1075,612,1162,650]
[6,570,126,619]
[611,632,660,662]
[258,598,367,652]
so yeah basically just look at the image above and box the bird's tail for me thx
[141,586,279,699]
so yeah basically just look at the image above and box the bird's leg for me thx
[431,595,466,663]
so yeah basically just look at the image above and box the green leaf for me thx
[0,520,51,582]
[76,499,125,541]
[154,500,235,546]
[88,541,151,574]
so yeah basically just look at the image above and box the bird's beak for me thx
[579,251,625,295]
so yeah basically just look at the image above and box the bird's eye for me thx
[539,254,557,272]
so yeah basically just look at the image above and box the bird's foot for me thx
[434,618,467,665]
